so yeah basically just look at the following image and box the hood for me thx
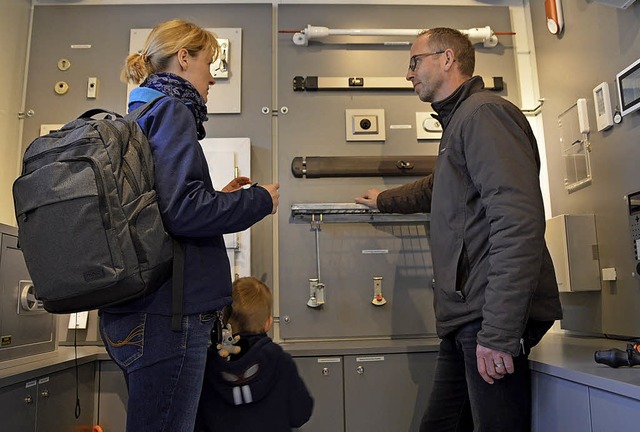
[204,334,281,406]
[128,87,165,111]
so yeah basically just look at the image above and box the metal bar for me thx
[291,156,436,178]
[292,76,412,91]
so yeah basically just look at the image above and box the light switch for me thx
[602,267,617,281]
[68,311,89,329]
[87,77,98,99]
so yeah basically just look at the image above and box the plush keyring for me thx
[217,323,241,358]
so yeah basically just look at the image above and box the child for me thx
[196,277,314,431]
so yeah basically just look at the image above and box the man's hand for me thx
[355,189,381,209]
[221,176,252,192]
[476,344,514,384]
[260,183,280,214]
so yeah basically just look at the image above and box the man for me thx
[356,28,562,432]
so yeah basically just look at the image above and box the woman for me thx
[99,19,279,432]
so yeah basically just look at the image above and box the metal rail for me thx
[290,203,430,224]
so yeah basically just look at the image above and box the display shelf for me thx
[290,203,429,223]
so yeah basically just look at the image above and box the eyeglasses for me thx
[408,51,445,71]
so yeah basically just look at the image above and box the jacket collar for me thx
[431,76,484,129]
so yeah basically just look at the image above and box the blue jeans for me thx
[420,319,552,432]
[99,311,216,432]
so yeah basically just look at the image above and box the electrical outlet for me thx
[87,77,98,99]
[352,115,378,134]
[345,109,385,141]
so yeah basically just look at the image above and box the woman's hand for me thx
[221,176,252,192]
[260,183,280,214]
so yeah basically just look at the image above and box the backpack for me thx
[12,98,182,325]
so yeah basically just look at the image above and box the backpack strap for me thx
[79,108,122,120]
[125,94,182,332]
[171,239,185,332]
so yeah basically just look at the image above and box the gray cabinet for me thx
[294,356,345,432]
[590,388,640,432]
[532,370,640,432]
[295,352,436,432]
[0,362,95,432]
[344,353,435,432]
[0,379,37,431]
[532,370,591,432]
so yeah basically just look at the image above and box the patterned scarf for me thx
[142,72,209,139]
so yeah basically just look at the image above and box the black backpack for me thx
[13,98,184,329]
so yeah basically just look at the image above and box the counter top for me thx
[2,333,640,401]
[0,346,109,388]
[529,333,640,400]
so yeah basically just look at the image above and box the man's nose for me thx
[406,69,414,81]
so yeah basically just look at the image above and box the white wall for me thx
[0,0,31,226]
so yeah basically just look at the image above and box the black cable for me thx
[74,319,81,419]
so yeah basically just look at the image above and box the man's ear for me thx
[443,48,455,71]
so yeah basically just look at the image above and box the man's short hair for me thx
[420,27,475,77]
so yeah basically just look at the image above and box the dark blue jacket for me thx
[106,88,272,316]
[196,334,314,432]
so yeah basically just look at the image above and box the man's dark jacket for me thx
[377,76,562,355]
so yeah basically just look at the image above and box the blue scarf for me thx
[141,72,209,139]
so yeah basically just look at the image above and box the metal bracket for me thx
[17,109,35,119]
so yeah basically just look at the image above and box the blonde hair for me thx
[121,19,220,84]
[227,277,273,334]
[419,27,475,77]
